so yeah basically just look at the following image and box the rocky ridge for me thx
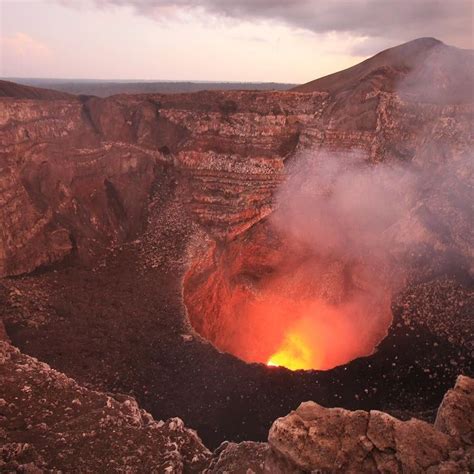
[1,40,473,277]
[207,377,474,473]
[1,89,472,275]
[0,80,73,100]
[266,376,473,473]
[293,38,474,104]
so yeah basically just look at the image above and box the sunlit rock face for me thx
[0,339,212,472]
[293,38,474,106]
[265,376,474,473]
[0,96,166,276]
[1,37,472,280]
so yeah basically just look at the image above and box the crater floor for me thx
[2,174,472,449]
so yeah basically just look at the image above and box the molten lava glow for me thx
[267,329,317,370]
[193,282,391,371]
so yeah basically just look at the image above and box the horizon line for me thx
[3,76,299,85]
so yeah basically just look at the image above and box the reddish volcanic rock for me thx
[0,89,326,275]
[1,84,472,276]
[0,38,473,468]
[183,218,394,369]
[0,38,472,279]
[1,334,472,473]
[435,375,474,445]
[266,378,473,473]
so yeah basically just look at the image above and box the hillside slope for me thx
[0,79,74,100]
[293,37,474,104]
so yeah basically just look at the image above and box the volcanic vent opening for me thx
[184,220,394,371]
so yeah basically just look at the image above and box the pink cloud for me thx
[1,32,52,58]
[0,33,53,76]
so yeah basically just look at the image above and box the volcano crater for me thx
[184,218,394,372]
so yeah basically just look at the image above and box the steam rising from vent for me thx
[253,151,414,370]
[272,152,415,262]
[256,149,471,368]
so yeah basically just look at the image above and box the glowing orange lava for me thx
[267,329,318,370]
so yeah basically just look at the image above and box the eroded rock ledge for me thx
[1,329,472,473]
[266,376,473,473]
[1,86,472,279]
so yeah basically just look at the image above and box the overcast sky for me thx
[1,0,472,83]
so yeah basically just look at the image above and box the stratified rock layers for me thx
[1,86,472,278]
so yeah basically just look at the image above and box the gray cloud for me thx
[90,0,474,52]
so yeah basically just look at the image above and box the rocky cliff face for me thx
[0,88,337,277]
[0,95,166,276]
[1,83,472,277]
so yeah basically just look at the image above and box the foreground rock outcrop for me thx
[268,377,473,473]
[0,340,211,472]
[207,376,473,473]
